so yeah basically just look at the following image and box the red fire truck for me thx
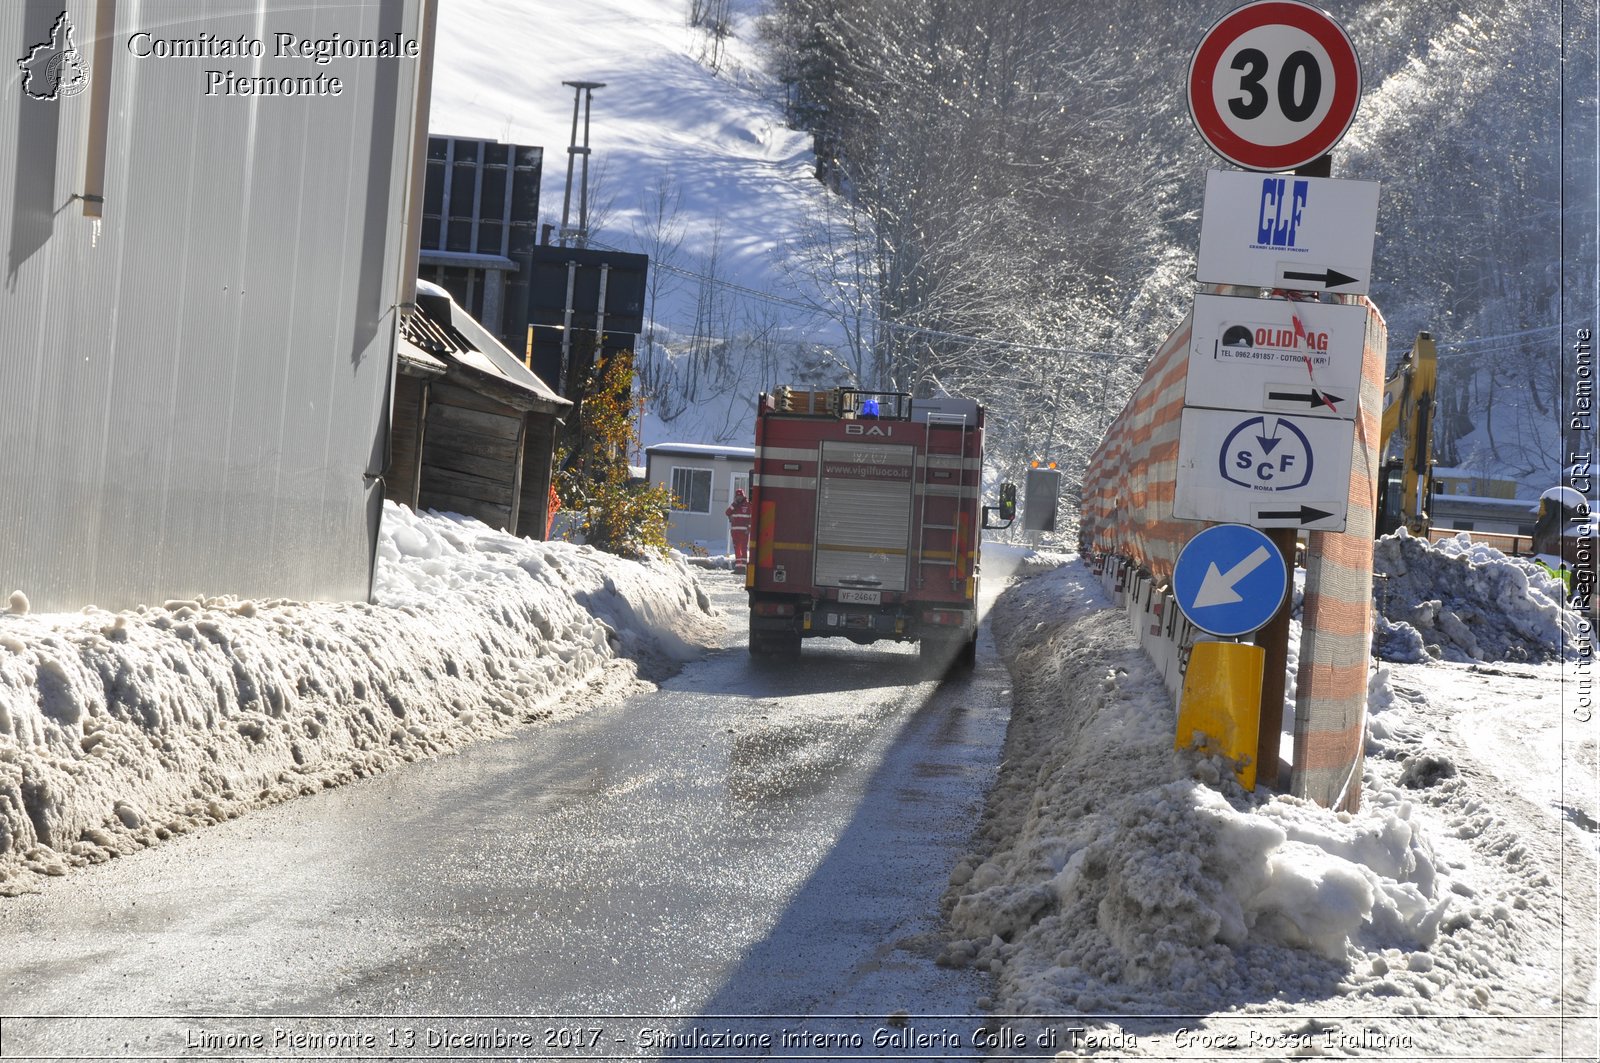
[745,387,1013,667]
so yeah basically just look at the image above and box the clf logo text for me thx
[1256,178,1308,248]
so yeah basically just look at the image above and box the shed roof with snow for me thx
[403,279,568,415]
[388,282,570,537]
[645,442,756,461]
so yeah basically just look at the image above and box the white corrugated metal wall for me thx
[0,0,427,611]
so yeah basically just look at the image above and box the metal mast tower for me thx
[558,80,605,248]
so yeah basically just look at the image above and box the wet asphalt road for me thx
[0,573,1012,1059]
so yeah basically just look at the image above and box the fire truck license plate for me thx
[837,589,881,605]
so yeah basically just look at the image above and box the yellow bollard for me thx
[1177,641,1266,790]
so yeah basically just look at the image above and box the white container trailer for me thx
[0,0,433,611]
[645,443,755,556]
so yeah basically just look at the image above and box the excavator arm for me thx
[1376,332,1437,537]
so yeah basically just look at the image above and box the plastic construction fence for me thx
[1080,296,1388,811]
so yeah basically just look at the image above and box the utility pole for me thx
[559,80,605,249]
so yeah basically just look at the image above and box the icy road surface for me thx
[0,575,1009,1057]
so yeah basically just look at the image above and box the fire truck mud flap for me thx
[748,613,802,659]
[749,630,802,659]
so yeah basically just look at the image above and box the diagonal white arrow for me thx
[1193,545,1271,609]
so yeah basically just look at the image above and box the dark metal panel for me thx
[525,245,650,332]
[420,134,542,346]
[469,138,485,254]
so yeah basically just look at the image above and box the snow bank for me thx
[947,561,1445,1016]
[950,557,1589,1053]
[1373,530,1575,662]
[0,503,717,894]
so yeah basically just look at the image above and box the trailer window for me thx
[669,467,712,513]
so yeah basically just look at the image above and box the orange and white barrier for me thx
[1081,300,1388,811]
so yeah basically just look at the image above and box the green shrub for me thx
[555,353,673,559]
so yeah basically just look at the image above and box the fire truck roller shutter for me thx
[814,441,915,592]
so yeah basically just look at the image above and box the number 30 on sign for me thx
[1187,0,1361,172]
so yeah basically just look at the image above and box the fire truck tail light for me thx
[924,609,965,626]
[753,601,796,617]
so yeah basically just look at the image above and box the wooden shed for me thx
[390,281,571,537]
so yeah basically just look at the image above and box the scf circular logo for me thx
[1220,415,1313,490]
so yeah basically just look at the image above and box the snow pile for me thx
[951,557,1591,1053]
[375,504,714,668]
[1373,609,1431,663]
[1356,660,1592,1034]
[979,542,1074,585]
[1372,530,1575,663]
[1010,547,1076,578]
[945,562,1445,1016]
[0,503,717,894]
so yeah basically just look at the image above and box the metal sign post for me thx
[1177,0,1374,792]
[558,80,605,249]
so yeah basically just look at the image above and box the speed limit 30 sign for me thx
[1188,0,1361,172]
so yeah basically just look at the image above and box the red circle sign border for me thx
[1188,0,1361,172]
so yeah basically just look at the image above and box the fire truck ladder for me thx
[916,412,969,589]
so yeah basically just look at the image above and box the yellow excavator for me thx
[1376,332,1437,536]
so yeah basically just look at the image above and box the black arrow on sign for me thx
[1268,388,1348,410]
[1281,268,1360,289]
[1256,505,1336,524]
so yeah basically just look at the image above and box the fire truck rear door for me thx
[814,440,914,593]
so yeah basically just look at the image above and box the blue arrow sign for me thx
[1172,524,1289,637]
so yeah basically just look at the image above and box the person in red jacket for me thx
[725,488,752,564]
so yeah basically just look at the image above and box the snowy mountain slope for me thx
[431,0,837,447]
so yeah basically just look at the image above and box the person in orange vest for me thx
[725,488,752,564]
